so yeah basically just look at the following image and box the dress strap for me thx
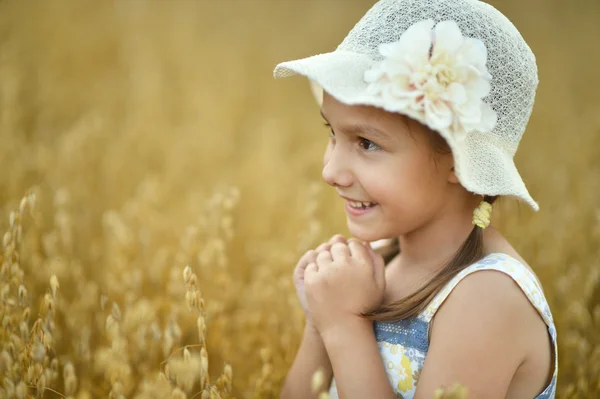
[419,253,555,328]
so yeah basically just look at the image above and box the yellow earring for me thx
[472,201,493,229]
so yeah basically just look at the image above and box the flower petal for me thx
[394,19,435,67]
[379,41,407,61]
[389,79,414,97]
[464,75,491,99]
[455,97,483,129]
[447,83,467,105]
[381,59,413,77]
[424,99,453,130]
[433,21,464,57]
[457,38,489,75]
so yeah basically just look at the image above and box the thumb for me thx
[365,242,386,290]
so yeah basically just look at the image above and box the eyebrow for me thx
[320,109,391,142]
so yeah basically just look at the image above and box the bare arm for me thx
[321,317,396,399]
[280,324,333,399]
[414,271,534,399]
[282,235,353,399]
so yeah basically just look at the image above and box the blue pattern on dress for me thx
[374,318,430,352]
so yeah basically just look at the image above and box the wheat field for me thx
[0,0,598,398]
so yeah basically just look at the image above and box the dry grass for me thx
[0,0,598,397]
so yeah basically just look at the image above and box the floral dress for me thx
[328,253,558,398]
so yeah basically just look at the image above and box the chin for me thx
[347,221,388,242]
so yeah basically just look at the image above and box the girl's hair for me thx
[362,122,499,322]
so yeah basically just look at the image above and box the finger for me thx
[330,242,350,261]
[315,243,330,253]
[366,244,386,290]
[328,234,347,246]
[304,262,318,283]
[316,250,333,268]
[347,239,370,264]
[295,250,316,277]
[304,249,318,265]
[299,250,316,267]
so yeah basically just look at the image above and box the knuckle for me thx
[329,234,344,242]
[331,242,347,251]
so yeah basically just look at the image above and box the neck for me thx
[396,194,483,272]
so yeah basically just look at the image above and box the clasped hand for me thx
[295,235,386,337]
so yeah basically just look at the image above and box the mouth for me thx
[346,199,378,209]
[341,196,379,216]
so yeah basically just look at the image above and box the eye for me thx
[359,137,380,151]
[324,122,335,140]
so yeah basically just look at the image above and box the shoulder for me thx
[482,227,544,286]
[434,266,535,329]
[414,258,542,398]
[431,253,544,340]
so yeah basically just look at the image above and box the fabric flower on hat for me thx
[364,19,497,141]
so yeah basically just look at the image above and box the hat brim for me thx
[274,51,375,106]
[450,132,539,211]
[274,51,539,211]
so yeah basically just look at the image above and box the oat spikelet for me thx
[15,381,27,399]
[197,315,206,345]
[18,284,27,305]
[64,361,78,395]
[172,387,187,399]
[50,274,60,297]
[183,265,192,284]
[111,303,122,321]
[43,293,55,316]
[224,363,232,391]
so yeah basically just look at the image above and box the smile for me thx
[345,200,378,216]
[347,200,377,209]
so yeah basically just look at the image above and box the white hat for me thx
[274,0,539,211]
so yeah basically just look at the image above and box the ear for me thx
[448,165,460,184]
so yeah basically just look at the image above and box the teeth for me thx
[348,200,376,209]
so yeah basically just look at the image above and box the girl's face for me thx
[321,92,459,242]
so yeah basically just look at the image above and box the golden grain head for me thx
[50,274,60,298]
[183,266,192,285]
[36,374,46,395]
[3,232,12,248]
[172,387,187,399]
[19,197,28,214]
[17,285,27,304]
[65,374,78,396]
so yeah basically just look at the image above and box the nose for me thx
[322,142,353,188]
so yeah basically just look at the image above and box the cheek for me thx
[380,155,442,206]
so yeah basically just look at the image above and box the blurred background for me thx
[0,0,598,398]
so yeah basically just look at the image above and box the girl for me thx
[274,1,557,398]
